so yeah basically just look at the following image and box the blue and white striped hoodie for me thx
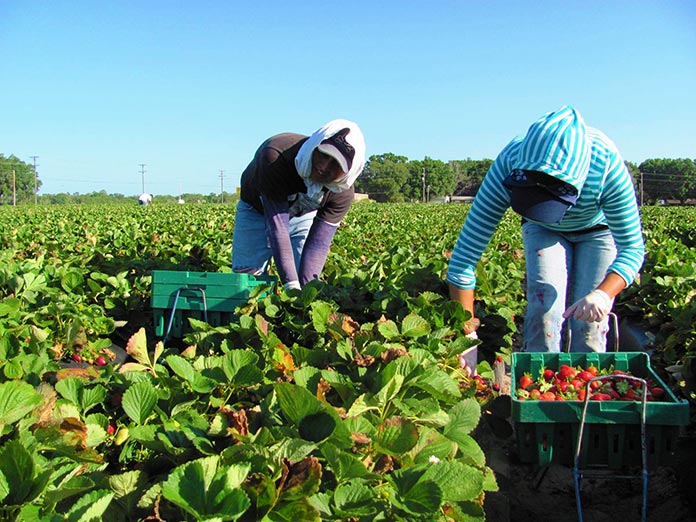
[447,106,645,290]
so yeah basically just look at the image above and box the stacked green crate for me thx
[151,271,275,338]
[510,352,689,469]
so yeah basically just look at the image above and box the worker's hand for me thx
[283,280,301,291]
[563,289,613,322]
[463,317,480,338]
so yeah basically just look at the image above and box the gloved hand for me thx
[563,289,613,322]
[283,280,301,291]
[463,317,480,336]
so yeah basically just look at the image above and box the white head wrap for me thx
[294,119,366,195]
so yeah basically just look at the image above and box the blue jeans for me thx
[232,200,316,275]
[521,222,617,353]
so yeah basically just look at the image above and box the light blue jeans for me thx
[232,200,316,275]
[521,222,617,353]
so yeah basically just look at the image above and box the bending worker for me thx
[447,106,644,352]
[232,119,366,290]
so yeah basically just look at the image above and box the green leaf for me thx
[0,440,50,506]
[400,313,430,338]
[333,481,378,516]
[377,319,400,339]
[65,489,115,521]
[161,456,251,520]
[109,470,144,498]
[167,355,196,383]
[0,381,43,430]
[413,367,461,402]
[122,381,158,425]
[55,378,83,405]
[298,412,336,443]
[0,470,8,503]
[393,479,442,515]
[274,383,323,425]
[80,384,107,414]
[0,297,20,317]
[376,417,419,455]
[265,498,322,522]
[310,301,335,333]
[444,399,481,439]
[222,350,263,385]
[42,476,95,509]
[421,461,484,502]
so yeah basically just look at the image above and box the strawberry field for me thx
[0,202,694,521]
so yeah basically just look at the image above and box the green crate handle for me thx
[163,287,208,343]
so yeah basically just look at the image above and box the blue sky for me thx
[2,1,695,197]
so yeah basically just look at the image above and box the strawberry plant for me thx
[0,202,695,520]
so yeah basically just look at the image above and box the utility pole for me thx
[421,167,426,203]
[30,156,39,204]
[139,164,146,194]
[219,170,225,203]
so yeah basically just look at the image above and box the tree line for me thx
[2,153,695,205]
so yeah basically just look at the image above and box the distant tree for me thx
[408,157,456,201]
[0,154,40,205]
[639,158,696,203]
[449,158,493,195]
[624,161,640,188]
[355,153,411,202]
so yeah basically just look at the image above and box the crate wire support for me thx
[573,374,649,522]
[163,287,208,343]
[564,312,619,352]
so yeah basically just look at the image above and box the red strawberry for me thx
[591,393,612,401]
[578,370,594,382]
[649,387,665,399]
[557,364,576,380]
[518,374,534,390]
[540,391,556,401]
[542,368,555,382]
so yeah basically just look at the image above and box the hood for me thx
[514,105,591,193]
[295,119,366,193]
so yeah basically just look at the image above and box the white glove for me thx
[564,289,613,322]
[283,280,301,291]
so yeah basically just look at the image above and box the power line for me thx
[139,164,146,193]
[219,170,226,203]
[30,156,39,205]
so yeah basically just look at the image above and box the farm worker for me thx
[138,193,153,206]
[232,119,366,290]
[447,106,645,352]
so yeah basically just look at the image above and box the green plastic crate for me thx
[151,271,275,338]
[510,351,689,469]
